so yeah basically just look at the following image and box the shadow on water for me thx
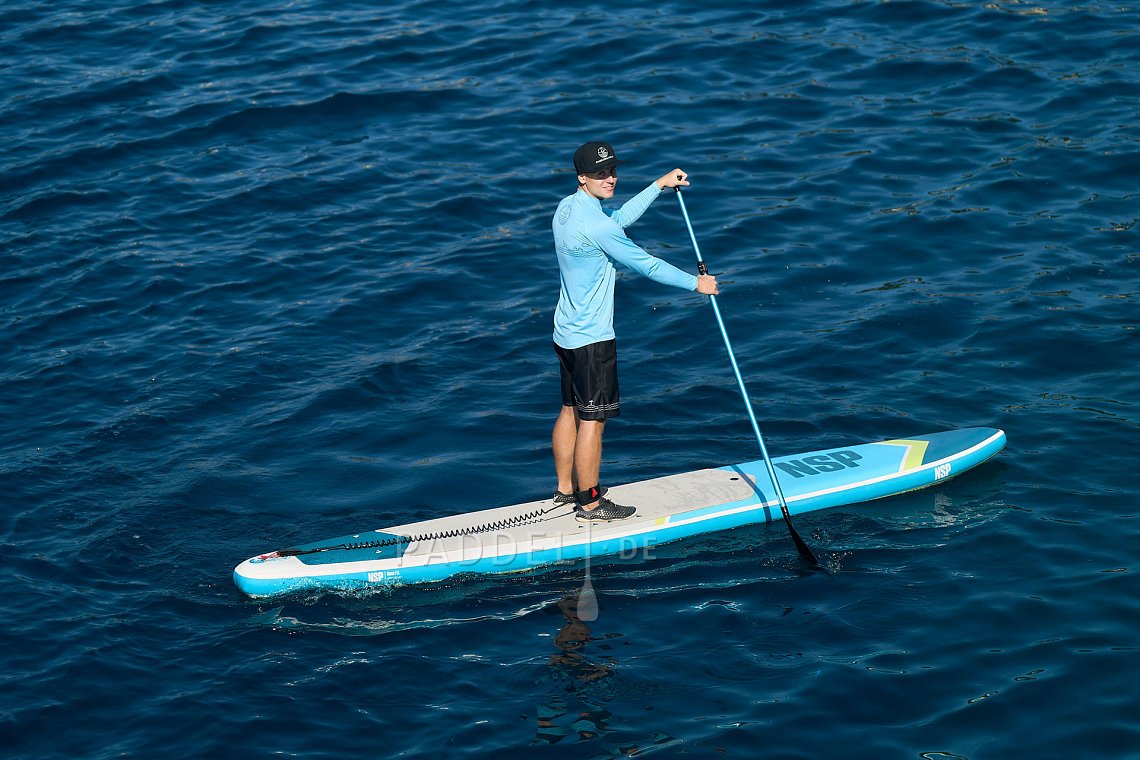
[530,592,621,747]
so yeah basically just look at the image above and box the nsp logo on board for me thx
[775,450,862,478]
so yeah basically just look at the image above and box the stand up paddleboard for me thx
[234,427,1005,598]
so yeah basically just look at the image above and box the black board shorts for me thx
[554,339,620,421]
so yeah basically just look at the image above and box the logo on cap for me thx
[597,146,610,161]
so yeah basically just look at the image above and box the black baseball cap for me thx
[573,141,625,175]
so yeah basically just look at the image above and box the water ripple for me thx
[3,0,1139,758]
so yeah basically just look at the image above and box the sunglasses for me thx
[584,167,618,180]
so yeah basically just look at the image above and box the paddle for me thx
[674,186,820,566]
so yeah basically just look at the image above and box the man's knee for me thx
[577,418,605,434]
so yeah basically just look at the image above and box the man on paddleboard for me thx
[552,141,719,522]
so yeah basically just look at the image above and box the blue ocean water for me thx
[2,0,1138,756]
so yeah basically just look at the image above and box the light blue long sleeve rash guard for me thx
[553,181,698,349]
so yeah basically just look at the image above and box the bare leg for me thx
[552,405,579,495]
[574,419,605,510]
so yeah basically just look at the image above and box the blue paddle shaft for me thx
[674,191,796,519]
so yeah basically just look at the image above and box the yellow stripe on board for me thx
[881,439,930,472]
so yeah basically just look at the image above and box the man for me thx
[552,141,719,522]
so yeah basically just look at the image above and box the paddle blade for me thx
[787,514,820,566]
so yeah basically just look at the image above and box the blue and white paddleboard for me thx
[233,427,1006,598]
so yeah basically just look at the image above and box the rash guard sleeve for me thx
[607,181,664,228]
[594,216,697,292]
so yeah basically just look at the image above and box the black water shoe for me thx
[574,496,636,522]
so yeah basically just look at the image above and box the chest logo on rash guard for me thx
[558,203,571,225]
